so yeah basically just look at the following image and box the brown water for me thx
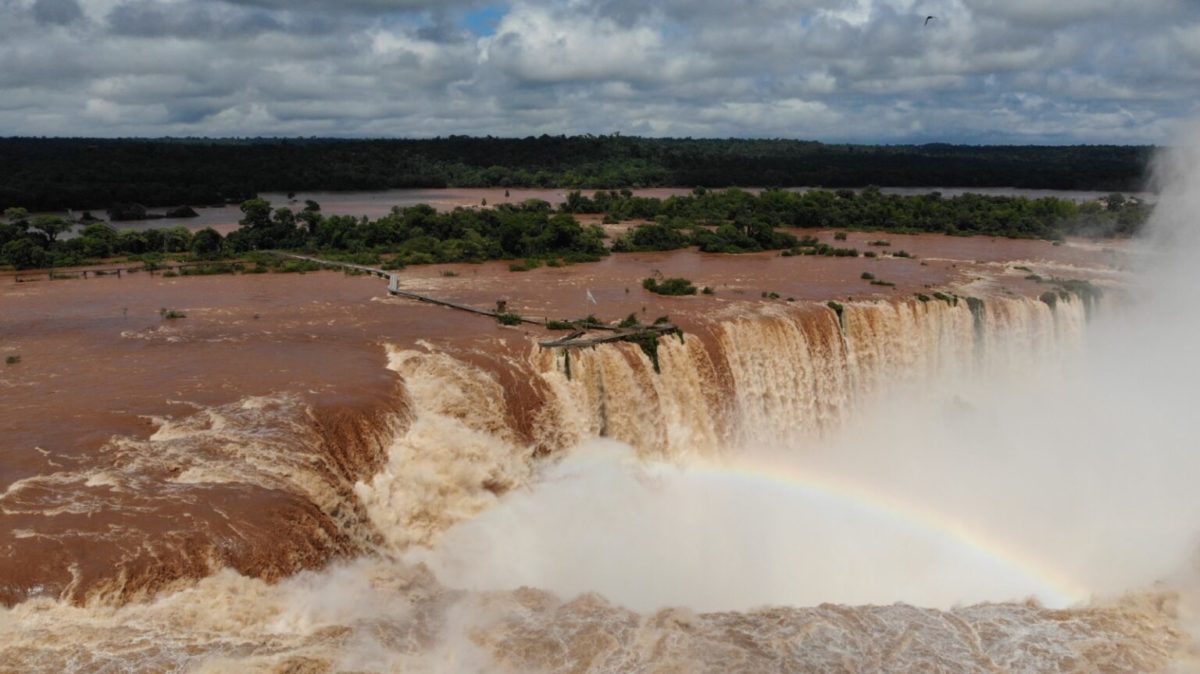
[3,236,1186,673]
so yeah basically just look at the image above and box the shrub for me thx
[643,277,697,296]
[932,291,956,305]
[870,279,896,287]
[441,270,459,277]
[834,231,848,241]
[5,355,20,365]
[915,293,931,302]
[653,315,671,325]
[860,272,875,280]
[180,262,240,276]
[869,240,891,246]
[702,286,715,295]
[497,312,523,325]
[161,309,186,319]
[893,250,913,258]
[546,320,576,330]
[509,259,542,272]
[826,301,844,319]
[619,313,640,328]
[864,251,877,258]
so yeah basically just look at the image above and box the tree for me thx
[190,227,224,259]
[30,215,73,243]
[4,207,29,228]
[238,199,273,229]
[2,238,49,270]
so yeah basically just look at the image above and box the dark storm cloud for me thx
[106,1,284,38]
[32,0,83,24]
[0,0,1196,141]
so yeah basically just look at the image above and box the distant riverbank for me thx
[48,186,1152,236]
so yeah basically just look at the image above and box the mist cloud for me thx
[408,132,1200,618]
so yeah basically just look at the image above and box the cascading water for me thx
[6,287,1189,674]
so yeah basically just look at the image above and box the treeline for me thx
[0,136,1152,212]
[0,199,608,270]
[0,187,1146,271]
[573,187,1149,244]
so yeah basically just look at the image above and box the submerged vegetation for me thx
[642,277,698,296]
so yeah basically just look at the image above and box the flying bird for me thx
[924,15,937,25]
[586,288,597,305]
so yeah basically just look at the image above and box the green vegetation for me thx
[643,277,697,296]
[159,308,186,319]
[870,279,896,287]
[509,259,543,272]
[869,240,891,246]
[965,297,986,335]
[0,184,1149,274]
[0,197,611,271]
[860,272,875,280]
[619,313,640,328]
[932,291,957,305]
[5,355,20,365]
[915,293,931,302]
[833,231,848,241]
[546,319,576,330]
[496,313,523,326]
[0,138,1150,213]
[1053,278,1103,317]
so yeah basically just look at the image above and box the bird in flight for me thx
[924,15,937,25]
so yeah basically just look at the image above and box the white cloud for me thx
[0,0,1194,141]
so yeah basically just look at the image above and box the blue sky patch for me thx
[463,4,507,36]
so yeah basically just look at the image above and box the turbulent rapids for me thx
[5,285,1190,673]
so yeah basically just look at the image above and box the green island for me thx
[0,186,1148,272]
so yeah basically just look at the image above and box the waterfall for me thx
[357,294,1092,551]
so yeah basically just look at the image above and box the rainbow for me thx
[677,457,1091,607]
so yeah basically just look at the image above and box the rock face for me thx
[165,206,199,218]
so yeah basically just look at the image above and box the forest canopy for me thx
[0,136,1153,212]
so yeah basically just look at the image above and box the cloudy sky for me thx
[2,0,1196,142]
